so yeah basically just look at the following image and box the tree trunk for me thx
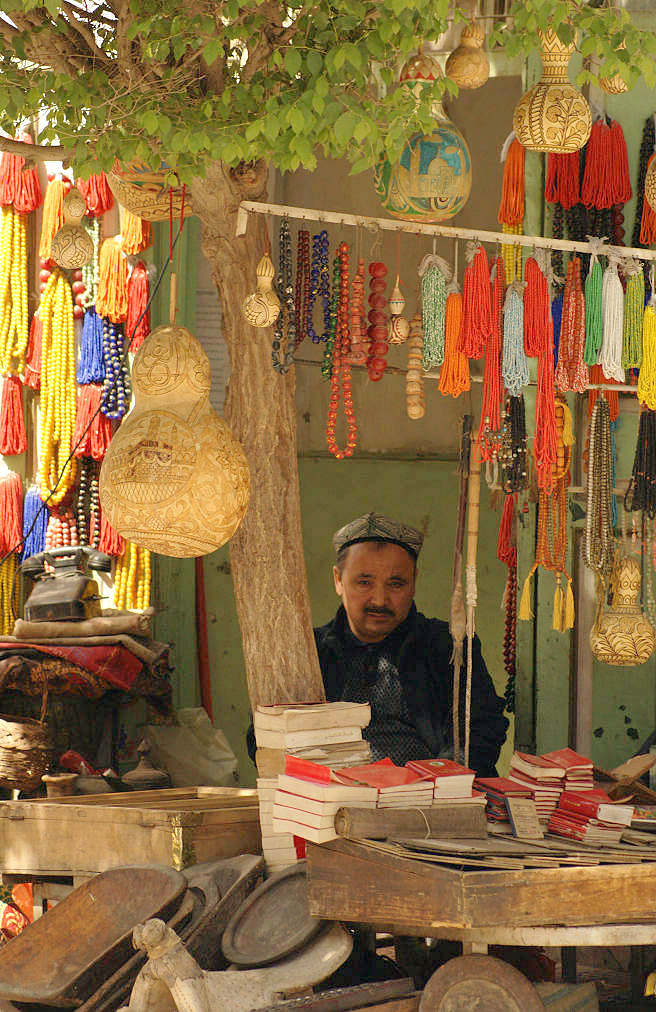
[190,160,325,708]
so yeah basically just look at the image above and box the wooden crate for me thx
[0,787,261,877]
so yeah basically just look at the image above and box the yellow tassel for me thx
[564,576,575,630]
[553,578,564,632]
[518,567,536,621]
[561,401,575,448]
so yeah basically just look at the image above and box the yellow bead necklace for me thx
[0,207,28,375]
[38,270,77,505]
[113,542,151,611]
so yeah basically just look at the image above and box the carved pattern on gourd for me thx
[51,186,93,270]
[590,556,656,666]
[99,323,250,558]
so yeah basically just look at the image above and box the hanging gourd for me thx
[50,187,94,270]
[374,52,472,222]
[99,323,250,557]
[107,160,191,222]
[445,21,490,90]
[513,30,592,153]
[388,276,410,345]
[590,555,655,665]
[598,43,630,95]
[242,252,281,328]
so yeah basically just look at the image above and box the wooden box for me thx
[0,787,261,877]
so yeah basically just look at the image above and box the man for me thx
[315,511,508,776]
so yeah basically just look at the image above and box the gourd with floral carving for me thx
[99,323,250,558]
[590,555,656,666]
[50,187,94,270]
[242,252,281,328]
[445,22,490,90]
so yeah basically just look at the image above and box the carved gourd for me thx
[242,253,280,328]
[590,556,656,666]
[513,30,592,153]
[445,22,490,90]
[107,159,192,222]
[388,277,410,345]
[50,187,94,270]
[99,323,250,558]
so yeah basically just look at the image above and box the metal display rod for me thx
[236,200,656,262]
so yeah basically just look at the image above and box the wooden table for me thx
[306,839,656,1007]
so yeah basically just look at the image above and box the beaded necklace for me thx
[533,293,558,492]
[499,394,528,494]
[419,257,447,370]
[125,261,151,352]
[76,456,100,548]
[347,258,367,365]
[583,255,603,366]
[294,229,310,347]
[622,266,645,371]
[439,284,470,398]
[625,408,656,518]
[479,255,505,460]
[114,541,151,610]
[523,256,550,357]
[555,256,588,393]
[599,261,625,383]
[459,243,491,360]
[367,261,388,381]
[0,206,28,376]
[633,116,656,251]
[272,219,296,375]
[496,492,517,712]
[406,313,425,420]
[39,270,77,505]
[77,307,105,384]
[307,230,330,343]
[101,318,131,419]
[637,302,656,410]
[325,242,356,459]
[321,254,340,380]
[584,397,614,584]
[502,281,529,396]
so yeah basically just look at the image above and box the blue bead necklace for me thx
[307,229,331,343]
[101,318,131,419]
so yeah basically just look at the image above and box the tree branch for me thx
[0,136,73,163]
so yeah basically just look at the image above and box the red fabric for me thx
[0,642,142,691]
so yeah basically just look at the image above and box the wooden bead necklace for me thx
[367,261,388,381]
[458,243,491,360]
[479,255,505,460]
[406,313,425,420]
[583,254,603,366]
[113,541,151,610]
[555,256,588,393]
[307,230,330,343]
[499,394,528,494]
[347,258,367,365]
[502,281,529,396]
[622,266,645,371]
[438,285,470,398]
[38,270,77,506]
[294,229,310,347]
[625,408,656,518]
[388,275,410,346]
[76,456,100,548]
[326,243,357,459]
[272,219,296,375]
[496,492,517,713]
[101,318,131,419]
[584,396,613,583]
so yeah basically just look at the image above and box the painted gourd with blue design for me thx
[375,53,472,223]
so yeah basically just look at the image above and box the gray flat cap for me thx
[332,511,424,558]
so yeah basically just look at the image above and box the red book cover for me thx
[284,755,340,783]
[474,777,531,796]
[407,759,474,779]
[337,758,432,789]
[559,790,633,825]
[541,747,593,771]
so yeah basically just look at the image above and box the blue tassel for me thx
[551,292,564,368]
[22,487,48,561]
[77,308,105,384]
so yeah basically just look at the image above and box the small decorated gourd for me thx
[242,253,280,328]
[50,187,94,269]
[590,555,656,666]
[445,22,490,90]
[388,276,410,345]
[99,323,250,557]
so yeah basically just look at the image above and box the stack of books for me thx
[407,758,475,801]
[548,790,634,845]
[541,748,595,791]
[271,759,377,844]
[508,751,566,822]
[474,776,533,824]
[257,776,306,874]
[337,758,434,808]
[254,702,372,778]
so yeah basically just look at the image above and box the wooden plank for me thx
[32,787,258,808]
[252,978,416,1011]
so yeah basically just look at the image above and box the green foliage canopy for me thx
[0,0,654,183]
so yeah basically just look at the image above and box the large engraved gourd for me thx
[513,30,592,153]
[590,556,655,666]
[99,324,250,557]
[50,187,93,269]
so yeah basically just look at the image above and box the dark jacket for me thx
[314,604,508,778]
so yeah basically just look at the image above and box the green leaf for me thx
[306,50,322,75]
[141,110,158,134]
[284,47,302,77]
[203,39,221,64]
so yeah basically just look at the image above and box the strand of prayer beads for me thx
[272,219,296,374]
[326,243,356,459]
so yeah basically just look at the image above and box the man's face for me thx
[333,541,416,644]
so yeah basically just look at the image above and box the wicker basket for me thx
[0,679,51,792]
[107,160,191,222]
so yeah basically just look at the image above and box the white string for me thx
[499,130,515,163]
[599,261,625,383]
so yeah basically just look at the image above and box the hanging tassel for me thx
[24,313,42,391]
[523,257,550,356]
[99,506,125,557]
[126,261,151,352]
[21,486,48,560]
[458,244,491,360]
[545,152,580,209]
[0,132,42,213]
[608,120,632,207]
[622,267,645,370]
[552,576,565,632]
[0,376,26,455]
[581,119,611,210]
[502,281,529,396]
[584,255,603,366]
[121,211,153,257]
[38,179,65,261]
[638,303,656,410]
[0,471,23,556]
[555,256,588,393]
[479,256,505,459]
[519,565,536,621]
[564,576,575,630]
[640,154,656,246]
[77,308,105,384]
[95,238,128,323]
[439,287,470,397]
[77,172,114,216]
[599,261,625,382]
[73,383,113,460]
[534,308,558,491]
[498,136,525,228]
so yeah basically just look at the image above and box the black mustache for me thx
[365,608,395,617]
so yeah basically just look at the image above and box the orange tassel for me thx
[439,291,470,398]
[641,154,656,245]
[95,239,128,323]
[98,507,125,557]
[121,211,153,256]
[38,179,65,260]
[497,139,525,227]
[73,384,113,461]
[24,314,42,391]
[0,471,23,555]
[0,376,26,455]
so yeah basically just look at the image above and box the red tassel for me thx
[73,384,113,461]
[458,245,491,360]
[581,120,608,210]
[545,152,580,209]
[99,506,125,557]
[588,364,620,421]
[0,471,23,555]
[523,257,550,357]
[0,376,27,455]
[497,493,517,569]
[77,172,114,216]
[126,261,151,351]
[24,314,42,391]
[0,133,42,212]
[608,120,632,206]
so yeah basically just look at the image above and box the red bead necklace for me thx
[348,258,367,365]
[479,255,505,460]
[555,256,588,393]
[326,242,357,459]
[367,262,388,381]
[523,257,550,357]
[459,244,491,360]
